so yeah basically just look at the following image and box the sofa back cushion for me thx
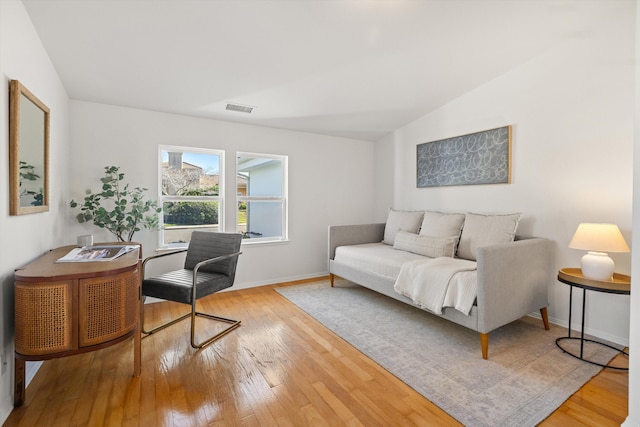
[394,231,458,258]
[419,211,465,239]
[383,209,424,245]
[457,212,522,261]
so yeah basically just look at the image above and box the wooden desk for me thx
[13,244,142,407]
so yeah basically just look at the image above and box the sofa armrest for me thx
[328,223,385,260]
[475,237,553,333]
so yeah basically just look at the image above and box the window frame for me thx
[236,151,288,245]
[158,145,225,248]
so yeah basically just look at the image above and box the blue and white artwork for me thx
[416,126,511,188]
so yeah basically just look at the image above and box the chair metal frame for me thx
[141,248,242,349]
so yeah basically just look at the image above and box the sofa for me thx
[328,210,552,359]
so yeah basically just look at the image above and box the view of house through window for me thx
[159,147,288,246]
[237,153,288,242]
[159,147,223,247]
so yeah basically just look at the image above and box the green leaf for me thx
[69,165,160,241]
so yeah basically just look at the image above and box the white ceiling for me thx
[22,0,603,141]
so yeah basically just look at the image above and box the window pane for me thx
[162,150,220,196]
[236,153,287,242]
[162,200,220,244]
[239,200,283,240]
[160,147,223,247]
[237,155,283,197]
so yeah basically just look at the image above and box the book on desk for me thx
[56,245,139,262]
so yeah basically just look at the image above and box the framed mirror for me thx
[9,80,49,215]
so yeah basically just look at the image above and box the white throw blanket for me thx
[393,257,478,315]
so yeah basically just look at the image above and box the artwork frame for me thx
[9,80,50,215]
[416,125,512,188]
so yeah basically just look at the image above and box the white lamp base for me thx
[581,251,614,281]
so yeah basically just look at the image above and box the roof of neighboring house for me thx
[162,161,202,172]
[201,174,247,189]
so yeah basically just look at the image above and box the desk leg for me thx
[14,355,25,407]
[133,325,141,377]
[133,286,141,377]
[133,278,141,377]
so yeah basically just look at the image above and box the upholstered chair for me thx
[141,231,242,348]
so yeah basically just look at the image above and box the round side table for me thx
[556,268,630,370]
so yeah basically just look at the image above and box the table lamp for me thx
[568,223,630,281]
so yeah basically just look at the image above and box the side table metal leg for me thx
[580,288,586,359]
[556,270,629,370]
[567,286,573,338]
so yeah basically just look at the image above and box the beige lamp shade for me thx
[568,223,629,281]
[568,223,630,253]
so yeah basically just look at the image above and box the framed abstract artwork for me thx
[417,125,512,188]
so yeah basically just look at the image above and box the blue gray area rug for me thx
[276,279,622,427]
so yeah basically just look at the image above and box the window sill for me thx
[155,238,289,252]
[240,239,290,248]
[153,246,188,254]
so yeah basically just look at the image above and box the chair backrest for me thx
[184,231,242,280]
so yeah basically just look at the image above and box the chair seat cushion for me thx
[143,269,232,305]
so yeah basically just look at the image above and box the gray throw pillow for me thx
[383,209,424,245]
[457,212,522,261]
[419,211,465,238]
[394,231,458,258]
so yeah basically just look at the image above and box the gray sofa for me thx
[328,218,552,359]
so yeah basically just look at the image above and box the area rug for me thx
[276,279,622,427]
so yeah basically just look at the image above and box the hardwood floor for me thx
[4,278,628,426]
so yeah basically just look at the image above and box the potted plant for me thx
[70,166,162,242]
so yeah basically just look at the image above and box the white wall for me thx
[67,101,376,288]
[623,3,640,426]
[0,0,71,421]
[375,1,635,346]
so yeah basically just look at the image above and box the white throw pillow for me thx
[383,209,424,245]
[457,212,522,261]
[394,231,458,258]
[419,211,465,239]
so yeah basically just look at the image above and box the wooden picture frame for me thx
[416,125,512,188]
[9,80,50,215]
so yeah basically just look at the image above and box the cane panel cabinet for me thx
[13,244,142,406]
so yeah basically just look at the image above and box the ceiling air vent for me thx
[225,103,255,114]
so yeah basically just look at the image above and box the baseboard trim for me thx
[233,272,329,291]
[530,312,630,347]
[622,415,640,427]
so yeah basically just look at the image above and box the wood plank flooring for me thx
[4,278,629,426]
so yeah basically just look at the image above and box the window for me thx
[159,146,223,247]
[237,153,288,242]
